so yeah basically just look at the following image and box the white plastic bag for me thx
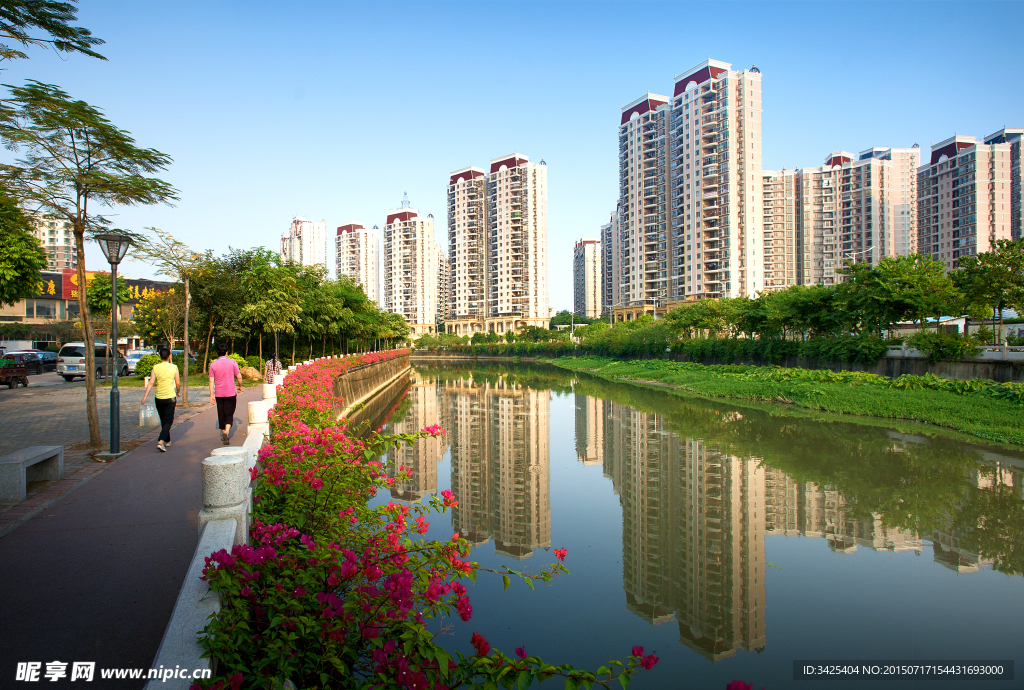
[140,400,159,427]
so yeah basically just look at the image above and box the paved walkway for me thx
[0,385,262,689]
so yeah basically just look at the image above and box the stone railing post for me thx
[248,400,271,440]
[197,453,250,545]
[262,382,277,403]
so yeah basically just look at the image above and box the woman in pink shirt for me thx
[208,343,243,445]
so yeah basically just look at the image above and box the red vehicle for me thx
[0,359,29,388]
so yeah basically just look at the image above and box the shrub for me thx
[227,353,246,369]
[133,354,162,379]
[245,355,262,370]
[907,331,982,363]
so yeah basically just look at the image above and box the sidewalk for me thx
[0,385,262,689]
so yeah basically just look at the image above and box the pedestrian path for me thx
[0,385,262,687]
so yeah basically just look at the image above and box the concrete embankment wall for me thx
[410,351,1023,383]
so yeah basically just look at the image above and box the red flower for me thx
[641,654,659,670]
[726,682,752,690]
[470,632,490,657]
[554,548,567,562]
[632,646,644,657]
[515,647,527,659]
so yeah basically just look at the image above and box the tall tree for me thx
[955,239,1024,343]
[0,192,45,306]
[85,270,130,377]
[239,251,302,369]
[0,81,178,445]
[134,228,207,404]
[0,0,105,64]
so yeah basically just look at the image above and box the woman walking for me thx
[209,343,243,445]
[141,347,181,452]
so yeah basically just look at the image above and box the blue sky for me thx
[7,0,1022,311]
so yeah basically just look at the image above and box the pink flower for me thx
[452,532,460,541]
[515,647,526,659]
[641,654,659,670]
[554,548,567,562]
[365,564,384,582]
[456,596,473,622]
[726,682,752,690]
[632,646,644,657]
[470,632,490,657]
[310,477,324,490]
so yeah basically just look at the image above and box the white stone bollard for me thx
[198,454,250,545]
[248,399,271,440]
[210,446,254,513]
[273,373,284,386]
[261,383,277,402]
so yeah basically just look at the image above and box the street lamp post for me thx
[95,232,131,456]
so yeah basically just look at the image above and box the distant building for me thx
[573,238,602,318]
[983,128,1023,241]
[281,216,327,270]
[600,211,619,315]
[446,154,549,336]
[29,213,78,271]
[761,170,799,291]
[334,223,379,304]
[383,194,438,337]
[436,242,449,327]
[918,135,1014,271]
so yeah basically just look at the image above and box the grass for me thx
[550,356,1024,448]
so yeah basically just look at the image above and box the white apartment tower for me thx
[436,242,449,326]
[447,166,488,335]
[31,214,77,270]
[573,238,602,319]
[280,216,327,270]
[334,223,379,304]
[382,195,438,336]
[917,135,1014,271]
[983,128,1023,241]
[600,211,619,315]
[618,94,670,308]
[761,170,799,291]
[669,59,763,300]
[793,165,842,285]
[446,155,549,335]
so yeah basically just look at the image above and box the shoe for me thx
[221,432,229,445]
[165,441,172,448]
[157,442,167,452]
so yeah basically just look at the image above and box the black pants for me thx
[155,397,176,443]
[216,395,237,431]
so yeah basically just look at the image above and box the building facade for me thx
[30,214,78,271]
[382,196,439,337]
[572,238,602,318]
[334,223,379,304]
[917,135,1013,271]
[446,155,549,336]
[436,242,449,327]
[983,128,1023,241]
[280,216,328,270]
[761,169,799,291]
[600,211,619,315]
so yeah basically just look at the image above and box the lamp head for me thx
[95,231,132,265]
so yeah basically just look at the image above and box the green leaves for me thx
[502,574,511,591]
[0,193,46,307]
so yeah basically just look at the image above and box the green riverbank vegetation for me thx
[551,357,1024,447]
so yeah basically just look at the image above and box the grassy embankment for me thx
[550,356,1024,447]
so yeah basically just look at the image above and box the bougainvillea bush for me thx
[194,351,657,690]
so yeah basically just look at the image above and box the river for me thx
[372,362,1023,689]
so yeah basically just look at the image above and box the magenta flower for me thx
[632,646,644,657]
[515,647,527,660]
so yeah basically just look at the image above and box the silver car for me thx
[57,343,130,381]
[125,351,153,375]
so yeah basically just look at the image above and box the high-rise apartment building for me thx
[793,165,842,285]
[917,135,1013,270]
[30,214,78,271]
[572,238,602,318]
[446,154,549,336]
[600,211,619,315]
[436,242,449,326]
[382,195,439,336]
[983,128,1023,241]
[334,223,379,304]
[669,60,763,302]
[280,216,327,270]
[761,170,799,291]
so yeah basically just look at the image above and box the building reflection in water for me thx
[388,370,1022,661]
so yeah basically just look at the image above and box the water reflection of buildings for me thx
[445,374,551,559]
[386,376,449,503]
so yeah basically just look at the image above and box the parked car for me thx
[2,351,43,375]
[125,351,153,375]
[56,343,129,381]
[36,351,58,372]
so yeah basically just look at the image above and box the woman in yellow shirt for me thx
[141,348,181,452]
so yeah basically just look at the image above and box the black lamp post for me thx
[95,232,131,455]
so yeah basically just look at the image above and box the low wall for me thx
[334,354,411,419]
[410,351,1023,383]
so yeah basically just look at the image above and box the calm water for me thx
[373,363,1024,689]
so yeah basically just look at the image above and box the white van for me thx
[57,343,129,381]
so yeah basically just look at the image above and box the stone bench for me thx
[0,445,64,504]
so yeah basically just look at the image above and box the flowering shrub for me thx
[194,352,657,689]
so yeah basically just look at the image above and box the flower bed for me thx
[194,351,657,690]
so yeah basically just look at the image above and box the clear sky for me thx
[7,0,1022,310]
